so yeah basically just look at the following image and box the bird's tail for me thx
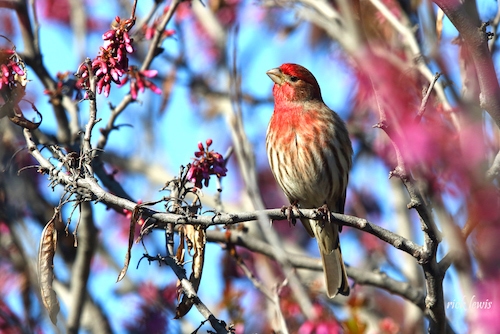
[307,218,349,298]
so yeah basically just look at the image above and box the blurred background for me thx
[1,0,500,333]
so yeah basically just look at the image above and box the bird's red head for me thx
[266,63,322,102]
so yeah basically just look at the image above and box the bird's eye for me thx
[289,76,299,82]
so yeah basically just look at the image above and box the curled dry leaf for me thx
[116,205,139,282]
[175,224,206,318]
[175,225,186,264]
[9,107,42,130]
[38,211,60,325]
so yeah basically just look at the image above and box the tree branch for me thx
[434,0,500,129]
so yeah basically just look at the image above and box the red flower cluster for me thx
[76,16,161,100]
[77,16,134,97]
[120,67,161,100]
[0,47,25,91]
[186,139,227,189]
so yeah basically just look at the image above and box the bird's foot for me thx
[281,201,299,227]
[316,204,343,232]
[316,204,331,224]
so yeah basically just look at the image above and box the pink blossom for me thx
[102,29,116,40]
[186,139,227,189]
[140,69,157,78]
[0,48,27,91]
[76,16,136,97]
[11,63,24,75]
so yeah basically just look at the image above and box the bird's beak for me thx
[266,68,284,85]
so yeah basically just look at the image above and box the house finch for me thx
[266,63,352,298]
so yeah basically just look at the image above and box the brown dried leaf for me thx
[175,225,206,318]
[38,211,59,325]
[188,225,206,291]
[116,206,139,282]
[176,226,186,264]
[8,104,42,130]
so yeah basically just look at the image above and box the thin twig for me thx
[82,58,98,176]
[416,73,442,121]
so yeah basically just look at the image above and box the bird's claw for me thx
[281,202,299,227]
[316,204,331,223]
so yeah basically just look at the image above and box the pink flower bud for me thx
[206,138,213,147]
[146,27,155,40]
[11,63,24,76]
[104,83,111,97]
[1,64,10,77]
[130,81,137,100]
[110,68,120,82]
[102,30,116,40]
[140,69,158,78]
[123,31,131,44]
[137,77,145,92]
[164,29,175,37]
[100,62,108,74]
[125,43,134,54]
[148,82,162,95]
[103,40,113,49]
[119,76,129,86]
[1,49,15,55]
